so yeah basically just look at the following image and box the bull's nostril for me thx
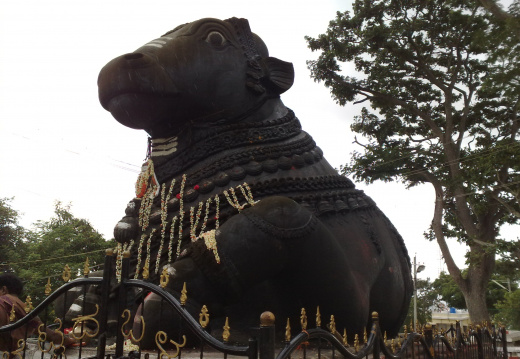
[124,53,144,61]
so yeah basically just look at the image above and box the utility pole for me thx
[413,254,425,332]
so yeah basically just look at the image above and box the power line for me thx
[0,248,107,267]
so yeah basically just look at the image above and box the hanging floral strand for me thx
[224,187,245,212]
[167,216,178,264]
[156,179,176,274]
[197,197,213,238]
[134,234,147,279]
[215,193,220,230]
[238,183,257,205]
[144,228,157,276]
[177,174,187,246]
[189,201,204,242]
[115,240,134,282]
[199,230,220,264]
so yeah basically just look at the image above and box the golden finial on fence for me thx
[222,317,230,343]
[329,315,336,334]
[316,306,321,328]
[62,264,71,282]
[142,258,150,280]
[391,338,396,353]
[354,334,359,352]
[9,303,15,323]
[45,278,52,296]
[410,320,413,332]
[384,331,387,344]
[342,329,348,346]
[160,267,169,288]
[199,305,209,328]
[83,257,90,277]
[25,296,33,313]
[363,327,367,344]
[285,318,291,342]
[300,308,307,331]
[180,282,187,306]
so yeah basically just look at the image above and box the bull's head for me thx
[98,17,294,138]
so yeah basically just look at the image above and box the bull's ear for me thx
[262,57,294,94]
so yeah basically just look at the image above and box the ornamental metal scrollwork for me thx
[160,266,169,288]
[62,264,71,282]
[38,318,66,359]
[199,305,209,328]
[121,309,145,343]
[300,308,307,331]
[180,282,187,306]
[70,304,100,340]
[222,317,230,342]
[8,304,15,323]
[2,339,26,359]
[155,331,186,359]
[45,278,52,296]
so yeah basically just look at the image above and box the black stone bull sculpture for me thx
[94,17,413,347]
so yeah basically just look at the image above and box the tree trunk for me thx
[462,283,491,323]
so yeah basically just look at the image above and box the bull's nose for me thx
[120,52,153,68]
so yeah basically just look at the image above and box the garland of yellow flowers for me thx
[115,240,134,282]
[156,180,176,274]
[130,165,259,279]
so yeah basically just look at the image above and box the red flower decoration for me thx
[176,193,181,199]
[194,185,200,190]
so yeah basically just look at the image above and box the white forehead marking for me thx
[143,43,163,48]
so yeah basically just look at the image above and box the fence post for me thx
[371,312,381,359]
[115,250,130,359]
[96,249,114,359]
[501,327,508,359]
[476,325,484,359]
[258,312,275,359]
[424,324,435,359]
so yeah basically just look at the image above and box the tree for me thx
[494,290,520,329]
[403,278,439,328]
[0,198,28,269]
[306,0,520,322]
[8,202,112,305]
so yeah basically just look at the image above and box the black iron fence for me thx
[0,250,511,359]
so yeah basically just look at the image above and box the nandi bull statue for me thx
[97,17,413,346]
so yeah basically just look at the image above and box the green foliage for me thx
[494,290,520,329]
[403,278,439,328]
[307,0,520,322]
[0,198,28,268]
[431,268,518,322]
[6,202,112,305]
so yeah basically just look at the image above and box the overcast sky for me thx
[2,0,506,281]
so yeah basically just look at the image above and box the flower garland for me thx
[167,216,178,264]
[115,240,134,283]
[176,174,187,250]
[144,227,157,276]
[156,179,176,274]
[198,230,220,264]
[189,201,204,242]
[198,197,212,237]
[133,172,259,277]
[134,234,147,279]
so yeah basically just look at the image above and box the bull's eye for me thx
[205,31,227,47]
